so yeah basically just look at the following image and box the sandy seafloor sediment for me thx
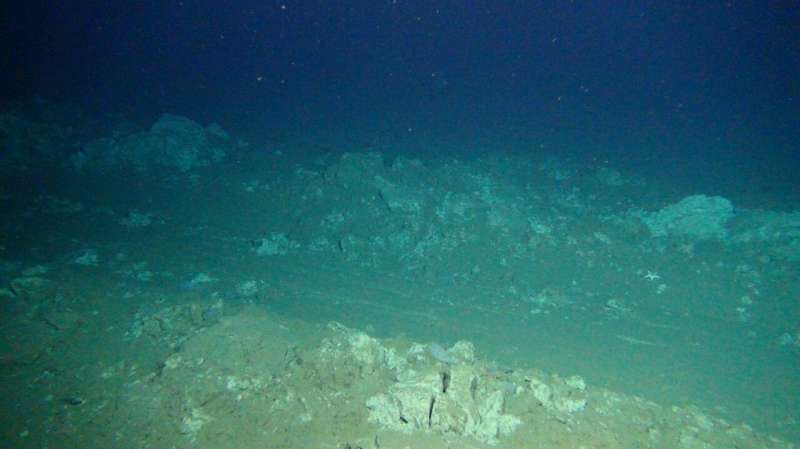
[1,114,798,448]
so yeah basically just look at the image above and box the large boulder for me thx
[639,195,734,240]
[72,114,233,173]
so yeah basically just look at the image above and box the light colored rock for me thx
[367,355,522,445]
[639,195,734,239]
[253,233,298,256]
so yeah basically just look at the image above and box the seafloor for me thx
[1,110,798,448]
